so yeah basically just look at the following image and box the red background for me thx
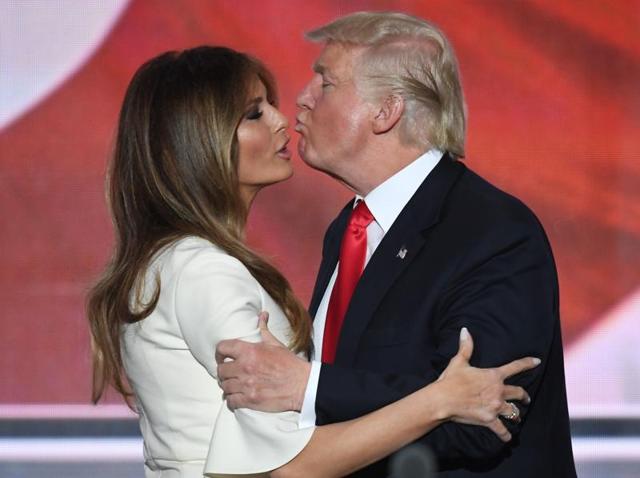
[1,0,639,403]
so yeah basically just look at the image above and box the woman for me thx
[87,46,536,478]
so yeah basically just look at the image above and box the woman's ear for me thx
[372,94,404,134]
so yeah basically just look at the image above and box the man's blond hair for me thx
[307,11,466,157]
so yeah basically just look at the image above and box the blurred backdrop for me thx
[1,1,639,477]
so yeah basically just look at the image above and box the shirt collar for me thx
[357,149,443,233]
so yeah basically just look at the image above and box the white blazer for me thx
[122,237,314,477]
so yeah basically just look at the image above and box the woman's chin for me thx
[255,168,295,191]
[275,164,295,183]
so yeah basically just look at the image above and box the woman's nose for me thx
[273,108,289,132]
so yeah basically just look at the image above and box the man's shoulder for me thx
[440,163,557,276]
[450,163,541,230]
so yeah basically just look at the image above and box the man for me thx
[217,11,576,477]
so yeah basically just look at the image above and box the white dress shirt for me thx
[299,149,444,427]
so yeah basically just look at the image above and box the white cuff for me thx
[299,360,321,428]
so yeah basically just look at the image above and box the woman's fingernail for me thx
[460,327,470,341]
[532,358,541,366]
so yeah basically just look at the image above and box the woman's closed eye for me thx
[245,108,263,120]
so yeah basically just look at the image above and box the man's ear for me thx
[372,94,404,134]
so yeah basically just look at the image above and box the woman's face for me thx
[236,80,292,204]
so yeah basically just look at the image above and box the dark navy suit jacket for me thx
[309,155,576,477]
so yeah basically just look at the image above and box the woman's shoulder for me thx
[167,236,259,290]
[172,235,224,255]
[166,236,237,267]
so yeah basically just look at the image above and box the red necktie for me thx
[322,200,374,364]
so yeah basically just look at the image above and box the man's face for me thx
[295,43,373,178]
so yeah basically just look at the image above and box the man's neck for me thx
[349,143,427,196]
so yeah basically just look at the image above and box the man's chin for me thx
[296,141,332,175]
[297,143,316,169]
[299,153,323,172]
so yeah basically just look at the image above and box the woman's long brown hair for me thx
[87,46,312,404]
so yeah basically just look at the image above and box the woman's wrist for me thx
[419,380,451,425]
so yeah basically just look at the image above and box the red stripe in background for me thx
[0,0,638,402]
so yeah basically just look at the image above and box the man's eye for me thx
[246,109,263,120]
[321,82,331,88]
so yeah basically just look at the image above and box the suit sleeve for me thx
[316,213,558,460]
[174,249,314,476]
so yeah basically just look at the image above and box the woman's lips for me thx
[277,138,291,159]
[277,146,291,159]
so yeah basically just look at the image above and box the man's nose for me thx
[296,81,314,110]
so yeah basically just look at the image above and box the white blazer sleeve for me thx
[174,248,314,476]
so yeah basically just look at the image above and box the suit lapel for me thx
[334,155,465,365]
[309,201,354,318]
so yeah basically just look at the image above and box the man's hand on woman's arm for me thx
[216,313,311,412]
